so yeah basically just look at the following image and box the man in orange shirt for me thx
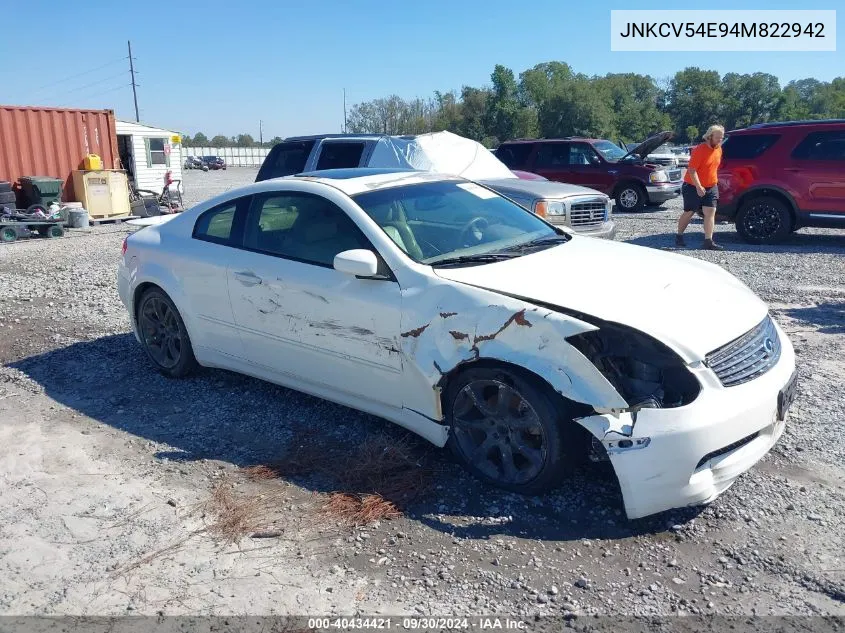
[676,125,725,250]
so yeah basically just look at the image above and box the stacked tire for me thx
[0,181,16,213]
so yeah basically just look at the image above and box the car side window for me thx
[569,144,599,166]
[193,200,242,246]
[791,131,845,161]
[496,144,533,168]
[535,144,569,168]
[244,192,371,267]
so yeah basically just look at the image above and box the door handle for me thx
[784,167,802,172]
[233,271,262,286]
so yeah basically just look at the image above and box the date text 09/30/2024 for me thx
[307,617,528,630]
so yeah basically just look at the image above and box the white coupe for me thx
[118,168,797,519]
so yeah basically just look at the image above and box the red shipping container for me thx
[0,104,120,202]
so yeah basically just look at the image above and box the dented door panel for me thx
[227,250,404,407]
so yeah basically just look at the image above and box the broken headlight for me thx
[567,322,700,409]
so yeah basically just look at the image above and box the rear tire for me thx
[445,366,576,495]
[615,183,646,213]
[136,288,198,378]
[47,225,64,238]
[735,196,792,244]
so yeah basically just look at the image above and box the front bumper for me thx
[548,217,616,239]
[646,183,681,203]
[577,320,796,519]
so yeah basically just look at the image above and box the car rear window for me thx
[315,142,366,170]
[721,134,780,159]
[495,144,533,169]
[791,131,845,161]
[257,141,315,181]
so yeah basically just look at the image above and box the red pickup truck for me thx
[494,132,682,212]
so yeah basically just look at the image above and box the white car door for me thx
[179,197,248,359]
[227,191,404,408]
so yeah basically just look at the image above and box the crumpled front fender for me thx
[397,281,630,423]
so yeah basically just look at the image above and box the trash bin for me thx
[19,176,64,209]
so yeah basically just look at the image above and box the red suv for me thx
[718,119,845,244]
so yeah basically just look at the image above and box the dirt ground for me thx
[0,168,843,618]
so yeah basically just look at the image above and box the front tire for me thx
[615,184,646,212]
[136,288,198,378]
[445,367,574,495]
[735,196,791,244]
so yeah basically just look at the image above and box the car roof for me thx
[499,137,606,144]
[730,119,845,133]
[283,133,388,142]
[282,168,457,195]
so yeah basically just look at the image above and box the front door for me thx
[226,191,404,408]
[782,130,845,216]
[564,143,615,193]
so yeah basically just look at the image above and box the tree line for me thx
[181,132,284,148]
[344,62,845,147]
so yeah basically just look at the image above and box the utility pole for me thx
[128,40,139,122]
[259,119,263,145]
[343,88,347,133]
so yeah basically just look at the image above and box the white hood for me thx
[434,238,768,362]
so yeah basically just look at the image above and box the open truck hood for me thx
[433,237,767,362]
[621,131,674,161]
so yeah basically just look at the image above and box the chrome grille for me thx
[568,199,607,227]
[706,316,781,387]
[651,157,677,167]
[667,169,682,182]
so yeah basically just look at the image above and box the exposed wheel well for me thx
[437,358,594,426]
[132,282,162,321]
[613,180,645,197]
[737,188,798,229]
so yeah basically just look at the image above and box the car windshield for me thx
[653,144,673,154]
[593,141,628,163]
[352,179,566,266]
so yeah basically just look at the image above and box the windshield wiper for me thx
[429,252,520,267]
[503,234,571,252]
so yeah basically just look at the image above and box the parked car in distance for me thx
[717,119,845,244]
[494,132,682,212]
[256,133,615,239]
[184,156,206,171]
[644,144,682,168]
[201,155,227,170]
[119,168,796,520]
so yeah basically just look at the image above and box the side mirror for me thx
[334,249,379,277]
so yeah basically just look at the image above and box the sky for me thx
[0,0,841,139]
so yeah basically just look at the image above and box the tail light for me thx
[122,237,128,256]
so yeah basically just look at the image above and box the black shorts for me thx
[682,183,718,211]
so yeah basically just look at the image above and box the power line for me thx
[55,84,133,109]
[59,71,129,97]
[26,57,128,96]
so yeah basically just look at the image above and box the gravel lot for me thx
[1,167,843,618]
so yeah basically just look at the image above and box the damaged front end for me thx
[566,320,701,414]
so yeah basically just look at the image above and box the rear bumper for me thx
[646,183,681,203]
[577,320,796,519]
